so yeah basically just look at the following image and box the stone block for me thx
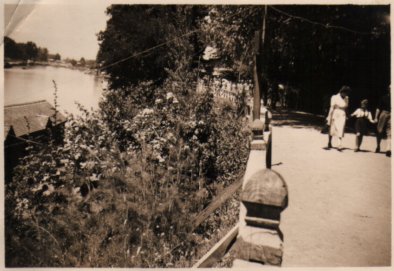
[253,134,264,140]
[243,202,281,221]
[251,119,264,130]
[251,139,266,150]
[232,259,280,268]
[234,226,283,266]
[232,259,263,268]
[244,216,279,230]
[251,119,264,139]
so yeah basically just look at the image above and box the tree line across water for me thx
[4,36,60,62]
[4,36,96,69]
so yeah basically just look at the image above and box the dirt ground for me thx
[271,118,391,266]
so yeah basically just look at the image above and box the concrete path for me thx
[271,120,391,266]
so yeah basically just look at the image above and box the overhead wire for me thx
[268,6,375,36]
[98,29,200,70]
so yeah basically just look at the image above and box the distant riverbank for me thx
[4,60,99,76]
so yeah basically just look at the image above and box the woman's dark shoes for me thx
[386,151,391,157]
[327,143,332,149]
[354,148,360,152]
[375,147,381,153]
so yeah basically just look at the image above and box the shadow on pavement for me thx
[356,149,372,153]
[272,109,326,131]
[271,109,377,136]
[271,162,283,167]
[322,146,353,152]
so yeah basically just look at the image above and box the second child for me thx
[351,99,376,152]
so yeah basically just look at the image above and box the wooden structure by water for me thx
[4,100,66,182]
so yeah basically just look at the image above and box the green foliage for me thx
[97,5,206,89]
[4,36,49,61]
[200,6,262,79]
[201,5,390,113]
[37,48,49,61]
[4,36,20,59]
[54,53,61,61]
[265,5,390,112]
[6,71,250,267]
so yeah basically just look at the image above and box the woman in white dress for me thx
[326,86,351,150]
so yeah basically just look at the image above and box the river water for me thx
[4,66,105,115]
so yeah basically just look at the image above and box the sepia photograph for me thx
[2,0,391,268]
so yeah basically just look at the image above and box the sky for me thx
[4,0,110,60]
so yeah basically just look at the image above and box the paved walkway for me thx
[270,113,391,266]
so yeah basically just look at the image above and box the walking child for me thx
[351,99,376,152]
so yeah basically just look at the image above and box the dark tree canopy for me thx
[201,5,390,113]
[4,36,20,59]
[266,5,390,113]
[97,5,390,113]
[97,5,207,90]
[79,57,86,66]
[37,47,48,61]
[4,37,49,61]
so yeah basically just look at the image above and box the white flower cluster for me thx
[166,92,179,104]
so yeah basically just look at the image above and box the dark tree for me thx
[97,5,207,90]
[79,57,86,66]
[202,5,390,113]
[266,5,390,113]
[17,41,39,60]
[37,47,48,61]
[4,36,21,59]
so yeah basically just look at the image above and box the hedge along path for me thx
[152,175,243,263]
[191,175,243,232]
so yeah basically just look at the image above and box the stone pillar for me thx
[233,169,288,267]
[251,118,265,151]
[233,114,286,267]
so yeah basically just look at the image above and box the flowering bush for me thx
[6,74,250,267]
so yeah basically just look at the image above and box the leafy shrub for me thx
[6,74,250,267]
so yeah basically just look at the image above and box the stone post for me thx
[232,108,287,267]
[233,169,287,267]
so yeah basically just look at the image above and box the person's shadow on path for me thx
[322,147,352,152]
[355,149,372,153]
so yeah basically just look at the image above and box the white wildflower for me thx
[43,190,51,196]
[141,108,154,115]
[166,92,174,100]
[156,155,165,163]
[89,174,99,181]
